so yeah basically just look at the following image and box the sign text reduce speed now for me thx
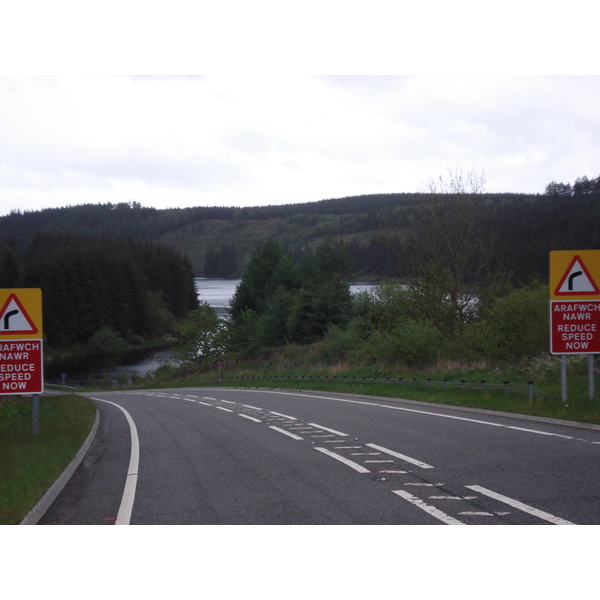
[0,340,43,394]
[550,301,600,354]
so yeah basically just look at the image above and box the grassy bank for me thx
[138,355,600,426]
[0,394,97,525]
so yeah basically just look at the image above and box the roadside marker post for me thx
[549,251,600,403]
[0,289,43,434]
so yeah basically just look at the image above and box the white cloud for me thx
[0,74,599,216]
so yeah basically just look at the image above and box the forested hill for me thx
[1,178,599,284]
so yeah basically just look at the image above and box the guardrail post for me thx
[528,381,534,401]
[481,380,486,392]
[461,380,466,391]
[443,378,448,390]
[504,381,510,394]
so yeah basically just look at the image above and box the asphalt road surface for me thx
[39,387,600,525]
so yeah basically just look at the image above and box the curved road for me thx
[39,387,600,525]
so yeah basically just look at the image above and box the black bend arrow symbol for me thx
[4,309,19,329]
[568,270,583,291]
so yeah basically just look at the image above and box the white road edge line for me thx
[466,485,575,525]
[314,447,370,473]
[91,398,139,526]
[269,426,303,440]
[366,443,435,469]
[392,490,465,525]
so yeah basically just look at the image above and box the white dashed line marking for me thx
[365,443,435,469]
[314,447,370,473]
[270,411,297,420]
[308,423,348,436]
[239,414,262,423]
[269,426,303,441]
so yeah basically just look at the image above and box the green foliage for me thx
[18,233,197,348]
[473,281,549,360]
[350,320,442,367]
[87,326,127,354]
[174,302,228,365]
[0,244,20,287]
[1,175,598,283]
[228,239,353,352]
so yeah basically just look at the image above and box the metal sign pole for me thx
[561,354,568,404]
[32,394,40,435]
[589,354,595,400]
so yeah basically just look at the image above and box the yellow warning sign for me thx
[550,250,600,300]
[0,289,43,339]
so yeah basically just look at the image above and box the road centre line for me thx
[366,443,435,469]
[239,413,262,423]
[465,485,575,525]
[392,490,465,525]
[269,426,303,441]
[314,447,370,473]
[308,423,348,436]
[198,401,212,406]
[270,411,297,420]
[228,389,575,441]
[91,398,139,526]
[242,404,262,410]
[216,406,234,413]
[430,496,478,500]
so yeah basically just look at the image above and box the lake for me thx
[45,279,376,386]
[195,278,375,310]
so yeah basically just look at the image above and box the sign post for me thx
[550,251,600,402]
[0,289,43,433]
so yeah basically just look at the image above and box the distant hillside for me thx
[1,186,599,284]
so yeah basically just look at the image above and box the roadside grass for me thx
[136,359,600,425]
[0,394,97,525]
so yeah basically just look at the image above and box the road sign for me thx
[549,251,600,355]
[550,250,600,300]
[0,289,43,395]
[0,288,43,339]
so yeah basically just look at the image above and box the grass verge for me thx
[0,394,97,525]
[137,360,600,425]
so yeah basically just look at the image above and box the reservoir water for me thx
[46,279,375,386]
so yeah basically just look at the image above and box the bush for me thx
[87,326,126,355]
[351,320,442,367]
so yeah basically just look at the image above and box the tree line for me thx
[0,233,198,350]
[1,173,598,283]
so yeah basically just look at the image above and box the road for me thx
[39,387,600,525]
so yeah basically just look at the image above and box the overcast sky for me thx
[1,3,598,218]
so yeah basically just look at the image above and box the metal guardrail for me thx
[210,374,556,400]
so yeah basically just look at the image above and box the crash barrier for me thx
[210,374,556,401]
